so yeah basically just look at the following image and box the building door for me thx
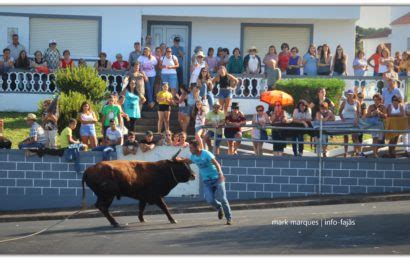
[150,23,190,85]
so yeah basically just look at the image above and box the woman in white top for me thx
[79,101,98,149]
[192,100,209,149]
[379,48,393,74]
[386,95,405,157]
[339,90,360,157]
[160,47,179,97]
[137,47,158,107]
[252,105,270,155]
[352,50,368,96]
[190,50,207,85]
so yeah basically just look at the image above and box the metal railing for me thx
[1,70,408,102]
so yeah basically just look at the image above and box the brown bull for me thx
[82,151,195,227]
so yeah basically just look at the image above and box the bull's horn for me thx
[172,149,182,160]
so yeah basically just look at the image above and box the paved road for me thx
[1,200,410,254]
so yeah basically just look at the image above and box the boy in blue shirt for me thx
[182,140,232,225]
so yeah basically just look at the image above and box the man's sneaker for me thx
[226,219,232,225]
[218,208,224,220]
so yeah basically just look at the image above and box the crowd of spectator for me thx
[1,34,409,158]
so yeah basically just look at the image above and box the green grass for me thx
[0,112,103,149]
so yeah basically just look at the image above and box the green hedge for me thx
[274,78,345,112]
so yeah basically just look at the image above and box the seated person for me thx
[18,113,46,150]
[315,102,335,157]
[177,132,189,148]
[172,132,180,146]
[92,119,123,160]
[60,118,81,148]
[123,131,138,156]
[140,130,156,153]
[159,130,173,146]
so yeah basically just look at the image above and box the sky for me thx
[357,6,391,28]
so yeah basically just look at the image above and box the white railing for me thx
[1,70,408,101]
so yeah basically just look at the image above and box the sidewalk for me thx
[1,193,410,223]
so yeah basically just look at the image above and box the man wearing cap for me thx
[129,42,142,67]
[44,40,61,72]
[18,113,47,150]
[140,130,157,153]
[243,46,262,75]
[171,36,185,87]
[7,34,26,61]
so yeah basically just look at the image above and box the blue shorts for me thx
[80,124,96,137]
[179,105,194,116]
[161,73,178,91]
[195,126,205,134]
[206,131,222,147]
[218,88,233,99]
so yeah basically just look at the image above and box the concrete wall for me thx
[1,149,410,211]
[390,25,410,54]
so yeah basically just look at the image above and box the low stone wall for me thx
[219,155,410,200]
[1,149,409,211]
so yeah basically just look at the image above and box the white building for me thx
[0,6,359,78]
[389,8,410,54]
[361,29,391,61]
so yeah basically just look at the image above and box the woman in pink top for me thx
[367,44,385,76]
[205,47,218,76]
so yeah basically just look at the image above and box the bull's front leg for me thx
[138,200,147,223]
[155,197,177,224]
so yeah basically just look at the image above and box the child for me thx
[123,131,138,156]
[60,118,81,148]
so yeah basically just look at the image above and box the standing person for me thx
[41,99,59,149]
[190,50,207,85]
[59,50,74,69]
[18,113,46,150]
[378,48,393,75]
[156,82,173,133]
[128,42,142,67]
[278,43,291,74]
[160,47,179,97]
[315,102,335,157]
[339,90,360,157]
[79,101,98,149]
[270,102,292,156]
[191,46,203,64]
[367,44,385,76]
[385,95,405,158]
[144,35,154,50]
[224,103,246,155]
[303,44,318,76]
[382,63,402,107]
[332,45,348,76]
[356,92,367,157]
[365,93,387,157]
[222,48,230,66]
[353,50,368,96]
[78,59,87,68]
[204,103,225,155]
[94,52,111,72]
[181,140,233,225]
[212,65,239,115]
[287,47,302,75]
[216,47,227,67]
[197,67,214,108]
[112,53,130,72]
[193,100,209,149]
[138,47,158,107]
[317,45,323,59]
[291,100,312,156]
[101,95,123,138]
[317,44,332,76]
[123,61,148,105]
[398,51,409,76]
[393,51,401,73]
[226,48,244,74]
[252,105,270,155]
[15,50,30,70]
[7,34,26,61]
[310,88,335,121]
[171,37,185,87]
[243,46,262,75]
[176,85,192,133]
[120,79,141,133]
[263,45,281,88]
[205,47,218,76]
[43,40,61,72]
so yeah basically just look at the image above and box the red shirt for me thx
[278,52,291,72]
[112,61,130,70]
[370,53,381,73]
[61,59,74,68]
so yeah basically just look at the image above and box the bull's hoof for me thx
[139,218,146,223]
[170,219,178,224]
[112,223,121,228]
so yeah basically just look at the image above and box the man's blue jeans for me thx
[18,142,45,150]
[203,178,232,221]
[92,145,116,161]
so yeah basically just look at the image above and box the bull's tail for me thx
[81,173,87,210]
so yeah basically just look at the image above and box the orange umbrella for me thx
[260,90,294,107]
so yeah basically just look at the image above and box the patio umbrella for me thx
[260,90,294,107]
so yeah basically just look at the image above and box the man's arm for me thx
[211,158,225,181]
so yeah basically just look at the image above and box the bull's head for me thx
[170,149,196,182]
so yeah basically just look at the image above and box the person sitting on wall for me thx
[18,113,47,150]
[139,130,157,153]
[60,118,81,148]
[123,131,138,156]
[92,119,123,161]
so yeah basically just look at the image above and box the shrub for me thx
[274,78,345,113]
[55,66,107,102]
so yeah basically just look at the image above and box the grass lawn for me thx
[0,112,103,149]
